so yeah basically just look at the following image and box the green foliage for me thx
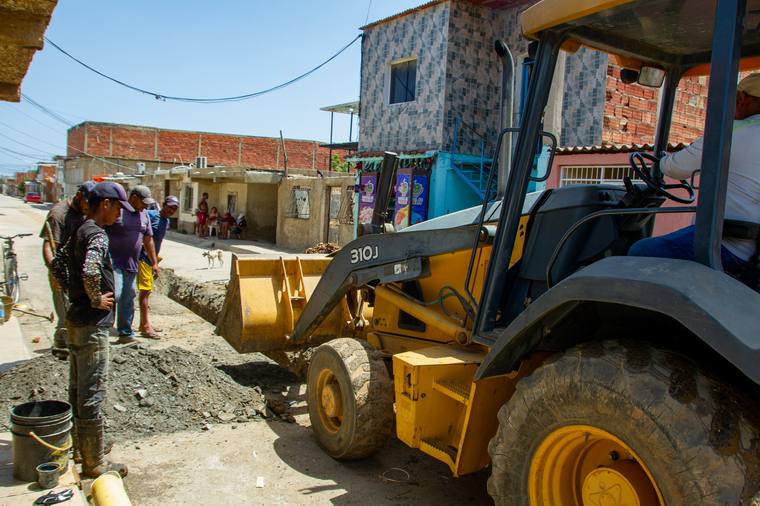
[330,154,352,173]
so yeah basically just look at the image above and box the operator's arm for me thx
[82,231,111,309]
[660,136,704,180]
[142,235,160,277]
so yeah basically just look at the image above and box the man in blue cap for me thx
[53,181,129,478]
[41,181,95,359]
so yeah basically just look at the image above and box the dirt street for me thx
[0,196,490,505]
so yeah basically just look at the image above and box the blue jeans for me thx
[629,225,747,277]
[113,268,137,336]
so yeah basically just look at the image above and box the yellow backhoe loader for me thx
[218,0,760,503]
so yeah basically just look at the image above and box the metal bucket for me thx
[10,400,72,482]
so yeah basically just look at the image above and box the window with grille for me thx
[182,184,194,212]
[390,58,417,104]
[287,187,311,219]
[559,166,637,187]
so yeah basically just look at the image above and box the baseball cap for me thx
[92,182,135,212]
[77,181,96,198]
[163,195,179,207]
[130,185,156,205]
[738,73,760,98]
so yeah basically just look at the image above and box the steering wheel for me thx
[629,152,696,204]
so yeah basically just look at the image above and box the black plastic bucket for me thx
[10,400,72,482]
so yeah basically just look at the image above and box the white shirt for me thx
[661,113,760,260]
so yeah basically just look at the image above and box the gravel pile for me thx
[304,242,339,254]
[0,345,294,440]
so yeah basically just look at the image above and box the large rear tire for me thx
[307,338,393,459]
[488,340,760,505]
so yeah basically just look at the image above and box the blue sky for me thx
[0,0,421,175]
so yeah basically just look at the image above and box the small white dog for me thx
[203,248,224,269]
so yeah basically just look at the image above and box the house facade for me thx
[355,0,711,230]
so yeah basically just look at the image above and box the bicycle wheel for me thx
[3,253,19,304]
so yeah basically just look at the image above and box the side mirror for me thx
[638,66,665,88]
[529,131,558,183]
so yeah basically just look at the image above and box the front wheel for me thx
[488,340,760,505]
[307,338,394,459]
[3,255,19,303]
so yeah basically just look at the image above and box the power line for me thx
[0,119,66,151]
[0,131,58,157]
[364,0,373,25]
[20,94,74,126]
[2,104,65,135]
[44,35,362,103]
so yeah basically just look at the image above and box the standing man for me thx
[137,195,178,338]
[107,185,159,343]
[52,182,129,478]
[40,181,95,359]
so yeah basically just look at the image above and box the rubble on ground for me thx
[304,242,339,254]
[0,345,297,440]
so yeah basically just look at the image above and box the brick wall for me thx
[602,65,709,146]
[67,122,345,171]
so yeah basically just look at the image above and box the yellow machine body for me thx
[392,345,531,476]
[217,214,532,475]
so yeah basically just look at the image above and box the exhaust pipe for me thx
[494,39,515,198]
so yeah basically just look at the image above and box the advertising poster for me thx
[358,174,377,224]
[393,172,412,230]
[410,174,429,225]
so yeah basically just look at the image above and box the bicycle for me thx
[1,233,31,304]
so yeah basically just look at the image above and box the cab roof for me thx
[520,0,760,76]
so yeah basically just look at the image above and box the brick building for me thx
[63,122,348,196]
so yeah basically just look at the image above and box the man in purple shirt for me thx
[107,186,159,342]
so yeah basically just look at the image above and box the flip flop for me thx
[140,329,161,340]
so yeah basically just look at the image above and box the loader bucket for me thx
[216,254,347,353]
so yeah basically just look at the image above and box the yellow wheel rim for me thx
[528,425,664,506]
[315,368,343,434]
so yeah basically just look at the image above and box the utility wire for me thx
[0,131,58,157]
[0,119,66,151]
[364,0,373,24]
[20,94,74,126]
[44,35,362,103]
[2,104,65,134]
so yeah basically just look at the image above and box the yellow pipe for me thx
[91,471,133,506]
[374,285,469,343]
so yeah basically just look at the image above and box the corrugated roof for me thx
[361,0,532,30]
[361,0,448,30]
[0,0,59,102]
[556,142,688,155]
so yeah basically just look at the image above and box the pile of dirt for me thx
[0,345,295,440]
[304,242,339,254]
[156,268,227,325]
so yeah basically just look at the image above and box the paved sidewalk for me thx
[159,231,298,284]
[0,317,32,374]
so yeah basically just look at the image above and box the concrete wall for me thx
[276,175,355,251]
[246,183,277,242]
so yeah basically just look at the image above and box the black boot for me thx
[77,418,127,478]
